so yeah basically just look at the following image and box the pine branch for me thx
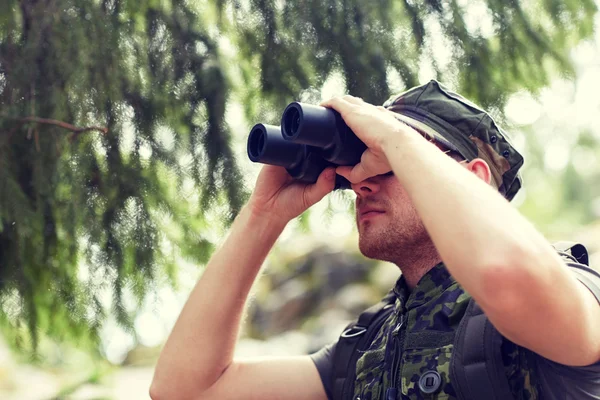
[1,115,108,141]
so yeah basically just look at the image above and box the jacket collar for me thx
[392,262,457,311]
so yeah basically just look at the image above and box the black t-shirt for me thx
[310,268,600,399]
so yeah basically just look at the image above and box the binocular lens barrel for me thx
[283,106,302,139]
[247,101,366,190]
[281,102,338,148]
[247,123,304,169]
[247,126,266,161]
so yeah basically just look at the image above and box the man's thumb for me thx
[305,168,336,204]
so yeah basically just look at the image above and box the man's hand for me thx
[248,164,336,224]
[152,164,335,400]
[319,95,417,183]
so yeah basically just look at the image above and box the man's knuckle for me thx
[302,189,311,208]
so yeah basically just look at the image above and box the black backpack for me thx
[332,242,600,400]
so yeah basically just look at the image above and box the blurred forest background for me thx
[1,0,599,398]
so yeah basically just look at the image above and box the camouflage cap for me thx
[383,80,524,201]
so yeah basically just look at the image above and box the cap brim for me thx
[391,113,460,154]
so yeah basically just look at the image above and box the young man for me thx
[150,81,600,400]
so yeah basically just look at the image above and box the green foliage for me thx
[518,126,600,236]
[221,0,597,113]
[0,0,244,354]
[0,0,596,356]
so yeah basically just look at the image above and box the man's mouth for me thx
[358,207,385,222]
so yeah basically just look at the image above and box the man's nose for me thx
[351,177,381,195]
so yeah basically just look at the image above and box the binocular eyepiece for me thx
[247,102,366,189]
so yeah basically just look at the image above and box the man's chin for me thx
[358,237,386,260]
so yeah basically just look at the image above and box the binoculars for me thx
[246,102,367,190]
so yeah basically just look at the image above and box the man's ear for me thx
[466,158,492,185]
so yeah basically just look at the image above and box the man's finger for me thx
[305,167,336,203]
[341,95,365,105]
[261,164,293,182]
[345,163,373,183]
[336,164,367,184]
[335,166,353,181]
[319,96,356,112]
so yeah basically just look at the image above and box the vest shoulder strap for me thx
[552,241,600,302]
[451,298,514,400]
[552,241,589,265]
[453,241,598,400]
[332,289,396,400]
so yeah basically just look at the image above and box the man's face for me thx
[350,142,472,263]
[351,172,431,263]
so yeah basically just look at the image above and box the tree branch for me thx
[1,115,108,141]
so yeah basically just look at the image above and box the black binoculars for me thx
[246,102,366,190]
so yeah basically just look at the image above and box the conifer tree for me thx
[0,0,596,354]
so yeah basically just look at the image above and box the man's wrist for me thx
[381,124,414,159]
[242,201,289,233]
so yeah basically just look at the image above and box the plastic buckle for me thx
[341,325,367,338]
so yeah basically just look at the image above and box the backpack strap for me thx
[552,241,600,304]
[452,241,599,400]
[332,290,396,400]
[552,241,590,266]
[451,298,514,400]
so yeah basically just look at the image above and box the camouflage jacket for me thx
[352,262,538,400]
